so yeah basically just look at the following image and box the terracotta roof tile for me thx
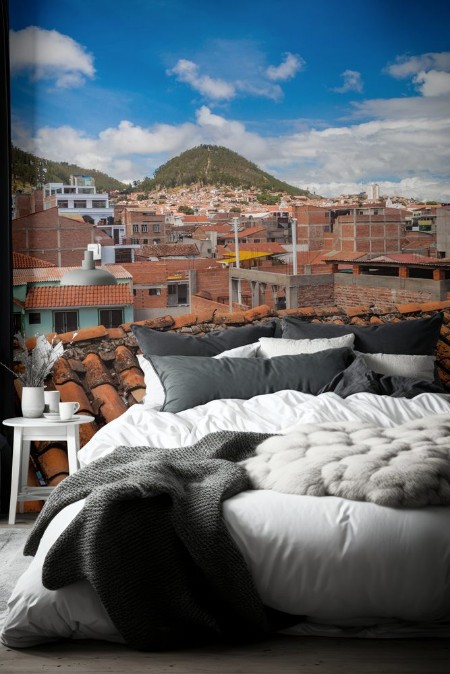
[172,313,200,329]
[92,383,127,424]
[13,251,56,268]
[36,445,69,486]
[106,327,127,340]
[344,305,372,317]
[52,357,81,386]
[139,243,200,258]
[14,265,131,285]
[51,326,108,346]
[25,285,134,309]
[214,311,247,325]
[55,380,94,415]
[83,353,115,389]
[243,305,273,321]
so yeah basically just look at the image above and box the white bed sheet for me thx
[3,391,450,647]
[79,390,450,467]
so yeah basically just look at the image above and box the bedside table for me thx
[2,415,94,525]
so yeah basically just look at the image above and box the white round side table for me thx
[2,415,94,525]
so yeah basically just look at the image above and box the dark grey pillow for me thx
[282,313,443,355]
[133,321,278,357]
[148,347,355,413]
[323,355,446,399]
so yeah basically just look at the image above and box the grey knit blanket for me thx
[24,431,293,651]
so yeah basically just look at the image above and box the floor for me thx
[1,516,449,674]
[1,635,450,674]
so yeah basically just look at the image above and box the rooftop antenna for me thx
[232,216,241,304]
[291,217,298,275]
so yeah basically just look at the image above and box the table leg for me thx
[66,425,79,474]
[19,440,31,514]
[9,427,23,525]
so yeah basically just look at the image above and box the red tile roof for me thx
[138,243,200,258]
[180,215,210,223]
[25,285,134,309]
[13,265,132,285]
[13,252,56,268]
[220,243,286,254]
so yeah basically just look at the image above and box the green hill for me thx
[11,146,126,193]
[138,145,310,195]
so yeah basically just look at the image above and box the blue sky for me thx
[9,0,450,200]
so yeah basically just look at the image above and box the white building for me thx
[369,183,380,202]
[43,175,114,225]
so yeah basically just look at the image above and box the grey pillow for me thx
[147,347,355,413]
[282,313,443,355]
[133,321,278,357]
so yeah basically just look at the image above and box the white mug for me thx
[59,401,80,421]
[44,390,60,414]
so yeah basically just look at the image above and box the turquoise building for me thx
[13,251,134,339]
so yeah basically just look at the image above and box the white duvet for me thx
[3,390,450,647]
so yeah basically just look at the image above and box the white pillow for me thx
[355,351,436,382]
[137,342,261,409]
[257,334,355,358]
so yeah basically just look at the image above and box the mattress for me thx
[2,390,450,647]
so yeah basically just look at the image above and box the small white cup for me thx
[59,401,80,421]
[44,390,60,414]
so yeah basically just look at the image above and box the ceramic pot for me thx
[21,386,45,418]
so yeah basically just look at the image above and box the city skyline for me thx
[8,0,450,200]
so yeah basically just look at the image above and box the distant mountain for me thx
[138,145,310,195]
[11,146,126,193]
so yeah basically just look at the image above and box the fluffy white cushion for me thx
[355,351,436,382]
[258,334,355,358]
[137,342,261,409]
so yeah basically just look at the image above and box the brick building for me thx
[115,206,170,246]
[332,205,405,254]
[12,206,114,267]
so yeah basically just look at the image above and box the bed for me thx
[2,314,450,649]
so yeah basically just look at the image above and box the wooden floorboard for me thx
[1,636,449,674]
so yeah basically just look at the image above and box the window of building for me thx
[148,288,161,296]
[99,308,124,328]
[74,200,87,208]
[143,239,148,244]
[141,224,148,233]
[132,224,139,233]
[133,289,137,296]
[58,200,69,208]
[153,224,160,233]
[131,238,139,244]
[167,283,188,306]
[53,310,78,334]
[152,238,160,244]
[28,312,41,325]
[13,313,22,333]
[92,200,107,208]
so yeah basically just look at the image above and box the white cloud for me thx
[9,26,95,88]
[386,51,450,97]
[332,69,363,94]
[13,98,450,201]
[387,52,450,78]
[167,59,235,100]
[413,70,450,97]
[235,80,283,101]
[266,52,304,81]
